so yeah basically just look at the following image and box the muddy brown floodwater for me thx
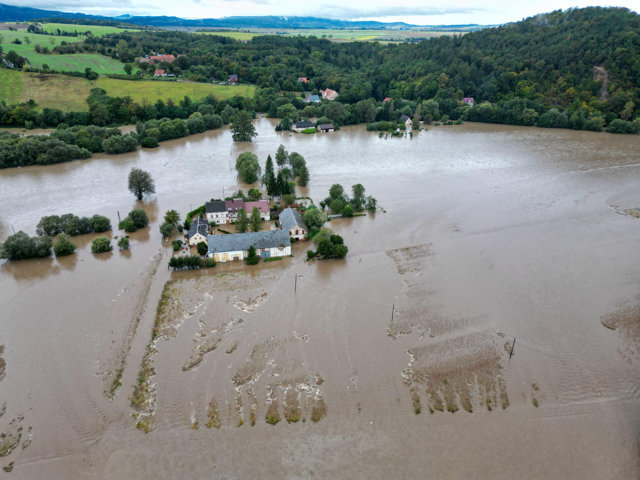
[0,119,639,478]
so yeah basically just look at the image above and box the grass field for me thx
[0,69,24,105]
[41,23,140,37]
[0,27,130,74]
[0,72,256,111]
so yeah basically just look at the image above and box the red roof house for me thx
[154,69,166,76]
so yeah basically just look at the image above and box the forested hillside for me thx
[1,7,639,134]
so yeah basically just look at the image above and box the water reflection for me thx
[93,251,113,262]
[57,253,78,271]
[0,256,60,281]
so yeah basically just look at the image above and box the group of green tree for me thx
[307,228,348,260]
[159,209,182,239]
[262,145,310,198]
[319,183,377,216]
[36,7,637,134]
[36,213,111,236]
[118,208,149,233]
[233,207,264,234]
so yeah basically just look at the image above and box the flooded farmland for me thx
[0,118,639,478]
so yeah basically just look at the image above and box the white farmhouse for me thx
[205,201,228,224]
[244,200,271,221]
[207,230,291,262]
[279,207,307,240]
[187,217,208,246]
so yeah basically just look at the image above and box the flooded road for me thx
[0,119,639,478]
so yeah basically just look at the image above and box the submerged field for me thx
[0,72,256,111]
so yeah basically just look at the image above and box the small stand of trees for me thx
[119,209,149,233]
[53,233,76,257]
[320,183,377,215]
[36,213,111,236]
[308,228,348,260]
[246,245,259,265]
[159,209,181,239]
[0,232,52,260]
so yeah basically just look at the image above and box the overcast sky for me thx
[9,0,639,24]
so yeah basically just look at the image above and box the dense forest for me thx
[70,7,640,122]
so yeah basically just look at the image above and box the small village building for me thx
[320,88,339,101]
[205,201,228,224]
[225,198,244,221]
[304,93,321,103]
[229,74,238,83]
[383,97,392,102]
[207,230,291,262]
[292,120,315,133]
[279,207,307,240]
[318,123,335,132]
[298,77,309,84]
[462,97,475,107]
[154,69,166,77]
[188,217,208,246]
[399,114,412,127]
[244,200,271,221]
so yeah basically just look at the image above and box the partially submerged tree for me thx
[236,152,261,184]
[128,167,155,201]
[230,111,257,142]
[246,245,259,265]
[91,236,112,254]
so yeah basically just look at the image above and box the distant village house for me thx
[298,77,308,84]
[292,120,315,133]
[139,54,175,64]
[154,69,166,77]
[229,74,238,83]
[318,123,335,132]
[462,97,475,107]
[320,88,339,101]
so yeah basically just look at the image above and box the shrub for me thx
[118,236,130,250]
[90,214,111,233]
[159,221,174,238]
[119,217,136,233]
[197,241,209,256]
[606,119,636,134]
[129,209,149,229]
[342,205,354,217]
[203,258,216,268]
[53,233,76,257]
[307,249,315,260]
[140,136,159,148]
[102,135,138,154]
[168,255,214,270]
[91,236,112,254]
[172,240,183,251]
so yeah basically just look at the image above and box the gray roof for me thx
[206,201,226,213]
[399,114,410,122]
[294,120,314,129]
[207,230,291,254]
[279,207,306,232]
[318,123,334,130]
[189,218,207,239]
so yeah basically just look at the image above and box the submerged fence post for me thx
[391,304,395,322]
[509,337,517,359]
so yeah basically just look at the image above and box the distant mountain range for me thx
[0,3,482,30]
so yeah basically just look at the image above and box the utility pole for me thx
[294,274,301,293]
[117,211,121,223]
[391,304,395,322]
[509,337,517,360]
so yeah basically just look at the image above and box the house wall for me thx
[210,245,290,262]
[188,233,207,246]
[211,250,245,262]
[288,228,307,240]
[206,212,227,224]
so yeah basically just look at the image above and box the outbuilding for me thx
[279,207,307,240]
[207,230,291,262]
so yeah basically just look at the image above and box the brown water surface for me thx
[0,120,639,478]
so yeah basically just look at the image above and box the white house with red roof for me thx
[320,88,339,101]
